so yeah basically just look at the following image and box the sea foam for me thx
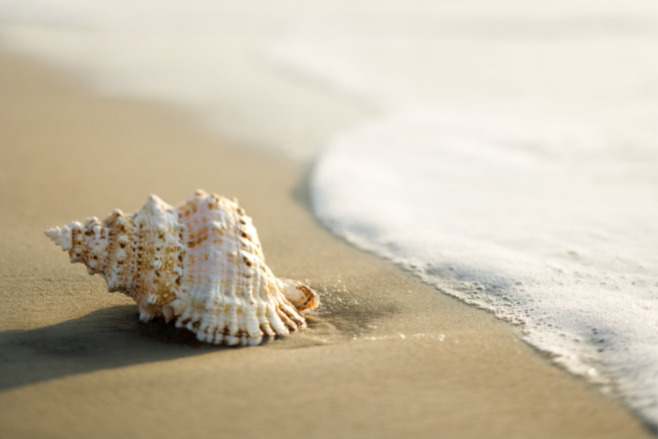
[311,111,658,425]
[268,13,658,427]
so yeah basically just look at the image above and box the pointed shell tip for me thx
[45,225,73,250]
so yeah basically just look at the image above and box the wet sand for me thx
[0,50,652,438]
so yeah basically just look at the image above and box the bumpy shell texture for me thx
[45,190,319,346]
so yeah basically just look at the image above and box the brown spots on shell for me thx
[297,294,317,310]
[104,210,120,229]
[84,218,98,235]
[187,232,209,249]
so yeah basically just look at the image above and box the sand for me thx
[0,50,653,438]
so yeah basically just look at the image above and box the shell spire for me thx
[45,224,73,251]
[45,190,319,346]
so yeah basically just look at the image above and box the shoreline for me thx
[0,49,653,438]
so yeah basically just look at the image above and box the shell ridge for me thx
[131,197,180,320]
[103,210,126,292]
[177,193,228,343]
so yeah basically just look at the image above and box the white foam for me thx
[312,113,658,425]
[275,9,658,427]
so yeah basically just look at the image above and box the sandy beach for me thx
[0,49,653,438]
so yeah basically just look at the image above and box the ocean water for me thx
[310,111,658,426]
[270,6,658,427]
[1,0,657,428]
[273,14,658,426]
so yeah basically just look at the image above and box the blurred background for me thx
[1,0,655,158]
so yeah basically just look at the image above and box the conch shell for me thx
[45,190,319,346]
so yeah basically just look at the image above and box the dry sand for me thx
[0,50,653,438]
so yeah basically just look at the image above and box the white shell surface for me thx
[45,190,319,346]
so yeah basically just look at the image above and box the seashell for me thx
[45,190,319,346]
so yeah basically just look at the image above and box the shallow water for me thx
[1,0,656,427]
[267,5,658,426]
[311,111,658,426]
